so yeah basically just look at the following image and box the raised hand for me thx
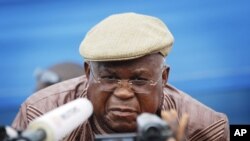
[161,110,189,141]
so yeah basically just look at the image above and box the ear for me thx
[162,65,170,85]
[84,62,90,80]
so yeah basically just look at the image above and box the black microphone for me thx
[0,126,19,141]
[95,113,173,141]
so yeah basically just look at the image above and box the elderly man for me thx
[12,13,229,141]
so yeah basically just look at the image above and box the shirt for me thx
[12,75,229,141]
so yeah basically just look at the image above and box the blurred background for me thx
[0,0,250,125]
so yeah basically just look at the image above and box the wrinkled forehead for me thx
[90,53,165,71]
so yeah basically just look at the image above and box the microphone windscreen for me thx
[27,98,93,141]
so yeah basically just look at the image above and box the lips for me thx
[108,107,138,118]
[110,107,137,112]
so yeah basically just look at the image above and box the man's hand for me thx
[161,110,189,141]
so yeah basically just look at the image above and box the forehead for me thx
[91,53,164,72]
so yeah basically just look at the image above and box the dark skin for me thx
[84,53,189,141]
[84,53,169,133]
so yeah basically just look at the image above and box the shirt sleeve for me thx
[11,103,28,131]
[189,113,230,141]
[222,115,230,141]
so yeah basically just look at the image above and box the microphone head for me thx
[137,113,173,141]
[0,126,19,140]
[27,98,93,141]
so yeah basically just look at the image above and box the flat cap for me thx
[79,12,174,61]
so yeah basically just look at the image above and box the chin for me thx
[110,122,137,133]
[104,117,137,133]
[104,110,138,133]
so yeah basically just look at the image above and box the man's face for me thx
[86,54,168,133]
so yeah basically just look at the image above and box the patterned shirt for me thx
[12,76,229,141]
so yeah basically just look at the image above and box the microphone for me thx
[95,113,173,141]
[24,98,93,141]
[0,126,19,140]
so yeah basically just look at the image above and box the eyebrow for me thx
[133,68,152,77]
[97,67,152,78]
[98,68,116,75]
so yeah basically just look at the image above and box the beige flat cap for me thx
[79,12,174,61]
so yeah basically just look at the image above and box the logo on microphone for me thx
[61,107,80,119]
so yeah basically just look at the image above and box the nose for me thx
[113,81,134,99]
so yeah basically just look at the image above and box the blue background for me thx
[0,0,250,125]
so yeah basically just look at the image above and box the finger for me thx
[170,109,178,119]
[162,110,177,131]
[162,110,179,138]
[176,113,189,141]
[167,137,176,141]
[169,110,179,129]
[162,110,178,123]
[161,111,171,121]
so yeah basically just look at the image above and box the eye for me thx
[132,76,148,80]
[101,76,118,83]
[131,77,148,86]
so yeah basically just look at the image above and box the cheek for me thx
[87,84,110,117]
[138,87,162,113]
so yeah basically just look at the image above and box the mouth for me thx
[110,107,137,112]
[104,106,139,132]
[108,107,138,118]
